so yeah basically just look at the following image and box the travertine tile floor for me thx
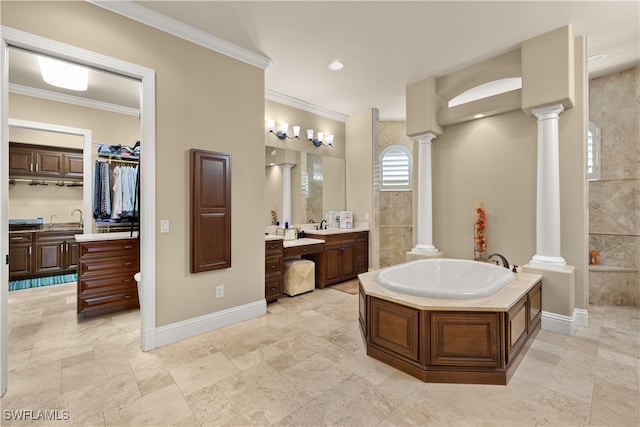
[2,281,639,426]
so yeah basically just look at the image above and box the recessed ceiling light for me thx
[329,60,344,71]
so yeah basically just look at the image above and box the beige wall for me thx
[2,1,266,327]
[8,93,139,224]
[346,109,378,269]
[588,66,639,307]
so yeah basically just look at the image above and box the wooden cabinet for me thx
[33,231,78,275]
[8,232,34,279]
[265,239,284,302]
[304,231,368,288]
[8,230,78,281]
[9,142,83,180]
[77,238,140,317]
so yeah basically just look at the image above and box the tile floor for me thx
[1,281,639,426]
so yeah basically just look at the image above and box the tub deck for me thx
[358,269,542,385]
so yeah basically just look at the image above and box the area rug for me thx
[9,273,77,291]
[331,279,359,295]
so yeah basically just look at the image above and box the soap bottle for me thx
[590,250,597,265]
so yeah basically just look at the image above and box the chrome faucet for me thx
[488,253,510,270]
[48,214,57,229]
[71,209,83,226]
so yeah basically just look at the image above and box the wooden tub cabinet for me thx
[359,273,542,385]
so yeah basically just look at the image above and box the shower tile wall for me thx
[378,122,414,268]
[588,66,639,306]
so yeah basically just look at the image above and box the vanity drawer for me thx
[265,277,283,301]
[79,238,139,259]
[284,243,324,258]
[265,240,283,257]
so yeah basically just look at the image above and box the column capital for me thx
[532,103,564,120]
[414,132,438,145]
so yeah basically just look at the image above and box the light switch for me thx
[160,220,170,233]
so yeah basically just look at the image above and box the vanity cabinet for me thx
[265,239,284,302]
[8,230,78,281]
[304,231,369,288]
[77,237,140,317]
[9,142,83,180]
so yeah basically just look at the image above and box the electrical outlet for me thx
[216,284,224,298]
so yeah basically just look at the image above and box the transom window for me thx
[380,145,412,191]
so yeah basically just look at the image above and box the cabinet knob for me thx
[122,294,134,299]
[123,245,134,249]
[123,261,134,266]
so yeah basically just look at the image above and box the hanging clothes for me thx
[110,166,123,219]
[93,160,111,219]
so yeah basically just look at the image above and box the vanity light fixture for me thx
[307,129,334,147]
[37,55,88,91]
[267,120,300,139]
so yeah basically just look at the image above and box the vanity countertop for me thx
[283,237,324,247]
[303,226,369,235]
[75,231,139,242]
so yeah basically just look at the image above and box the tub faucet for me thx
[488,253,510,270]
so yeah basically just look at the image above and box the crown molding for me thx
[87,0,272,70]
[9,83,140,117]
[265,90,348,123]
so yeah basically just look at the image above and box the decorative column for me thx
[280,164,294,226]
[529,104,566,267]
[412,132,440,254]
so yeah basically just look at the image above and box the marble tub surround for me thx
[588,66,639,307]
[2,282,639,426]
[359,268,541,312]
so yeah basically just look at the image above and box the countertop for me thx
[75,231,139,242]
[283,237,324,247]
[358,268,542,312]
[302,226,369,235]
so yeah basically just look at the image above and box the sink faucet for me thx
[319,219,328,230]
[71,209,83,226]
[488,253,509,270]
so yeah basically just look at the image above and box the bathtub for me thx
[377,258,515,299]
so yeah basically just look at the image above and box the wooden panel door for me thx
[9,147,33,175]
[190,149,231,273]
[34,240,65,274]
[35,150,63,177]
[63,153,84,178]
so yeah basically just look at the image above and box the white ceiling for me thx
[8,1,640,121]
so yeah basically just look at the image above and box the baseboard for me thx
[541,310,577,336]
[574,308,589,328]
[156,299,267,348]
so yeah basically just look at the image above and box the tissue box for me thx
[339,211,353,229]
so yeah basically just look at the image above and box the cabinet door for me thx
[9,148,33,175]
[34,150,63,177]
[63,153,84,178]
[340,243,356,280]
[325,245,342,284]
[65,240,79,270]
[9,242,33,279]
[34,241,65,274]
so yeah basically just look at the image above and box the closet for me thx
[92,142,140,233]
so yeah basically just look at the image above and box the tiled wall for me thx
[588,66,639,306]
[378,122,414,268]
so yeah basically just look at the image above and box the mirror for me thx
[588,120,601,181]
[265,147,345,226]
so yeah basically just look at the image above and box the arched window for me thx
[380,145,412,191]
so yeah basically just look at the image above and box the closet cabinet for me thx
[77,237,140,317]
[9,142,83,179]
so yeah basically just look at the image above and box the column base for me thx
[529,254,567,269]
[522,263,575,336]
[406,248,443,262]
